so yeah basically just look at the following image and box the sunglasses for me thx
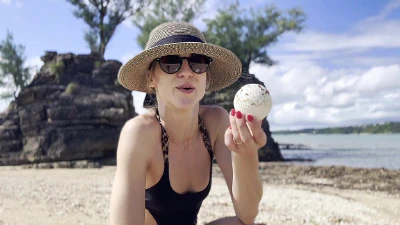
[149,54,213,74]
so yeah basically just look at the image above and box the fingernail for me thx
[247,114,254,122]
[229,125,232,129]
[236,111,242,119]
[230,109,235,116]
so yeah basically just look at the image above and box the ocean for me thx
[271,134,400,170]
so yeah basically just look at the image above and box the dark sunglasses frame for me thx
[149,54,213,74]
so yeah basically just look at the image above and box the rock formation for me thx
[144,73,283,161]
[0,51,282,167]
[0,51,136,166]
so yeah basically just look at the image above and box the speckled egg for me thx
[233,84,272,121]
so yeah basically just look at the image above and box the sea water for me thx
[271,134,400,170]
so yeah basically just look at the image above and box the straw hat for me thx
[117,21,242,93]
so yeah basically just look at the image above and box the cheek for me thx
[199,74,207,88]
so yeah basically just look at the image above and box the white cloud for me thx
[24,56,44,75]
[271,0,400,55]
[122,0,222,32]
[0,56,43,113]
[276,20,400,52]
[365,0,400,22]
[120,51,140,64]
[15,0,22,8]
[0,0,11,5]
[251,63,400,131]
[192,0,222,32]
[0,0,23,8]
[248,0,400,131]
[132,91,147,114]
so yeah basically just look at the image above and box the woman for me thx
[109,22,266,225]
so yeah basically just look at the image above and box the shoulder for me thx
[117,110,161,167]
[200,105,230,141]
[200,105,230,123]
[122,110,160,134]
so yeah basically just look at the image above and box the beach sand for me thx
[0,162,399,225]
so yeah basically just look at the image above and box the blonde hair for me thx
[145,66,156,94]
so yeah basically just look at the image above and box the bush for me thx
[94,60,101,69]
[49,61,64,75]
[65,82,80,95]
[114,79,120,86]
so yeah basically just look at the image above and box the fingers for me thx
[224,125,239,152]
[246,116,267,146]
[229,109,242,146]
[234,110,254,146]
[225,108,268,156]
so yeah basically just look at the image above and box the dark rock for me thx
[0,51,136,166]
[92,60,122,87]
[40,51,57,62]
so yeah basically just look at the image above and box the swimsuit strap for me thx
[155,109,214,161]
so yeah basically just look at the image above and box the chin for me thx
[172,98,199,110]
[172,94,204,110]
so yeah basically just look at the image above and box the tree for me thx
[203,2,306,74]
[67,0,149,60]
[0,30,31,99]
[133,0,206,49]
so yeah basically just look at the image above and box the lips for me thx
[176,84,195,90]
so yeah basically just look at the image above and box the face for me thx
[149,53,211,110]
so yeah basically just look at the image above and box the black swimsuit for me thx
[145,109,214,225]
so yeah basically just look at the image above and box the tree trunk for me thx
[99,0,106,61]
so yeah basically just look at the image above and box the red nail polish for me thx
[247,114,254,122]
[231,109,235,116]
[236,111,242,119]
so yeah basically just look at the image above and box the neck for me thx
[156,102,200,145]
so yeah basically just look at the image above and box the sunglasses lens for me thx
[159,55,181,74]
[189,54,211,74]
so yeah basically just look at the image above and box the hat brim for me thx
[117,42,242,93]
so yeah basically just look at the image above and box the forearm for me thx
[231,151,263,224]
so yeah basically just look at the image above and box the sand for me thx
[0,162,399,225]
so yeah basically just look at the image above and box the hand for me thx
[224,109,267,154]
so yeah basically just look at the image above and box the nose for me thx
[177,59,193,79]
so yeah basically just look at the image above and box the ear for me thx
[148,76,157,87]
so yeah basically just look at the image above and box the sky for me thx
[0,0,399,131]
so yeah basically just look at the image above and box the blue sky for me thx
[1,0,400,131]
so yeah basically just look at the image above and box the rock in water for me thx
[233,84,272,121]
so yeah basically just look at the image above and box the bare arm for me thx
[213,107,264,225]
[109,116,154,225]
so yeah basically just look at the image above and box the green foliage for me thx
[65,82,80,95]
[0,30,32,99]
[203,2,306,73]
[49,61,65,78]
[133,0,206,49]
[274,122,400,134]
[94,60,101,69]
[84,28,100,53]
[66,0,149,59]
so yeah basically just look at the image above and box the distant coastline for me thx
[273,122,400,134]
